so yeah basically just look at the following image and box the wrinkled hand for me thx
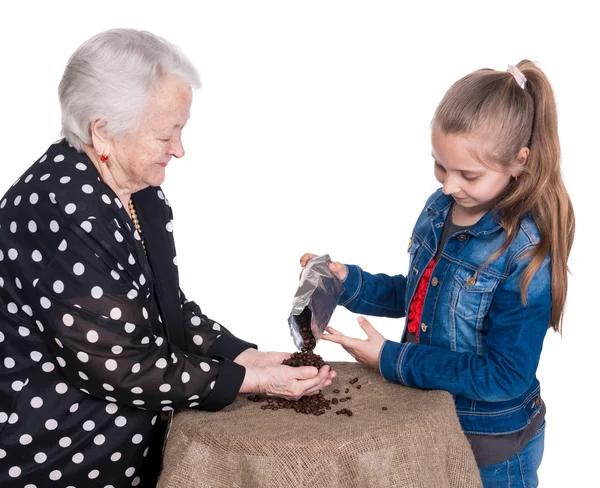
[242,364,335,400]
[299,253,348,281]
[234,349,291,368]
[321,316,386,370]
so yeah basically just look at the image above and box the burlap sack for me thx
[158,362,482,488]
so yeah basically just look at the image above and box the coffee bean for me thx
[382,406,388,411]
[249,310,344,417]
[345,388,349,394]
[356,385,361,389]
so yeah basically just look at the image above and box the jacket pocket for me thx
[453,267,499,321]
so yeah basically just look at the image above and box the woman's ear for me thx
[511,146,529,178]
[89,118,110,156]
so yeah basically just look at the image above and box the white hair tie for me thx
[507,65,527,89]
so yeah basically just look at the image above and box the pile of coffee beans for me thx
[282,307,326,369]
[282,350,326,369]
[247,393,332,415]
[247,308,390,416]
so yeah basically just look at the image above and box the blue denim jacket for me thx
[339,189,550,435]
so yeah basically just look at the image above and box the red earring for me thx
[100,154,109,163]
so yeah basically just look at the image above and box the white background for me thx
[1,1,598,485]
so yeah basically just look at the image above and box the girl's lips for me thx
[156,163,168,168]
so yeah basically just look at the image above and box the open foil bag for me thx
[288,254,344,351]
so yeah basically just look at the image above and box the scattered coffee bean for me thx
[331,398,338,404]
[382,407,388,411]
[333,389,340,394]
[345,388,349,394]
[346,396,351,400]
[356,385,361,389]
[336,408,353,417]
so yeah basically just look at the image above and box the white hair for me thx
[59,28,201,151]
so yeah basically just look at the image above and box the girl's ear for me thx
[511,146,529,178]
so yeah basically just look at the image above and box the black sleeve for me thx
[179,288,257,361]
[31,221,245,413]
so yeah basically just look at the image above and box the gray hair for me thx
[59,28,201,151]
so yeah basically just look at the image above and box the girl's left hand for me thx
[321,316,387,370]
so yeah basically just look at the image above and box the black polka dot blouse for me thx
[0,139,255,487]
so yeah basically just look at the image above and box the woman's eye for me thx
[159,138,171,143]
[464,175,479,182]
[434,161,446,171]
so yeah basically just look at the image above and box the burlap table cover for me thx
[158,362,482,488]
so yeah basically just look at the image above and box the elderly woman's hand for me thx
[234,348,292,368]
[241,364,334,400]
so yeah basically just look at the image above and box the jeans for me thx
[479,422,545,488]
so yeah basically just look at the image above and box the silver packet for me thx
[288,254,344,351]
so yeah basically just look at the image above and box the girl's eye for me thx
[159,138,171,142]
[464,175,479,182]
[434,161,446,171]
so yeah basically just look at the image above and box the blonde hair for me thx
[432,60,575,332]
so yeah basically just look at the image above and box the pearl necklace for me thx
[128,198,146,252]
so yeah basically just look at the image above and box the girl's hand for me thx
[321,316,386,370]
[299,253,348,281]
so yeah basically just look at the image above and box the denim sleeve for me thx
[379,253,551,402]
[339,265,407,318]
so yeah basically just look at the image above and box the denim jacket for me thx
[339,189,550,435]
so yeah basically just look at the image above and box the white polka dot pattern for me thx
[0,140,252,486]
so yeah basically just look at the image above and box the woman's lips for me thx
[156,162,168,168]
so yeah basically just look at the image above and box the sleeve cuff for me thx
[198,359,246,411]
[379,340,414,386]
[207,334,257,361]
[339,265,362,306]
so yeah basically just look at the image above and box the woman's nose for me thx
[169,137,185,158]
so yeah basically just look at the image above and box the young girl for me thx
[301,60,575,487]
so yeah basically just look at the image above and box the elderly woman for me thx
[0,29,334,486]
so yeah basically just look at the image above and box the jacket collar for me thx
[426,189,504,236]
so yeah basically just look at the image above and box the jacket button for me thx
[431,277,439,287]
[466,274,477,286]
[407,238,413,250]
[457,234,468,241]
[535,396,542,407]
[413,267,419,274]
[420,322,428,333]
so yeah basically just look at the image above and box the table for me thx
[158,362,482,488]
